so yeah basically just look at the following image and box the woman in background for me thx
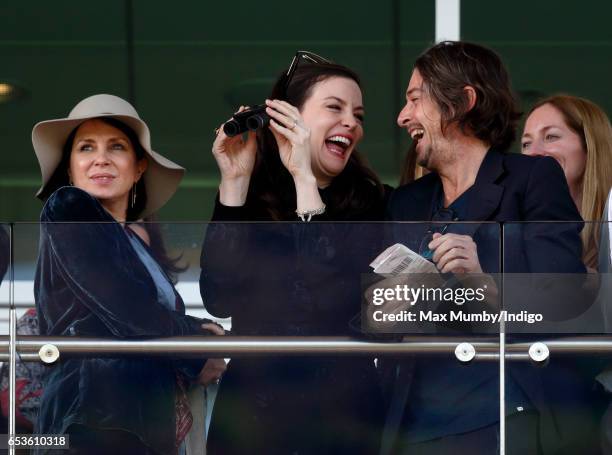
[522,94,612,270]
[523,94,612,454]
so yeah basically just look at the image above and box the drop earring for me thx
[130,184,137,208]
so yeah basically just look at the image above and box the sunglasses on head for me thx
[283,50,332,96]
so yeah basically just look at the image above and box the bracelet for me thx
[296,204,326,222]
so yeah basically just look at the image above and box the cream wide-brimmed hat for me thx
[32,94,185,218]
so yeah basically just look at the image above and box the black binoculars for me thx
[223,104,270,137]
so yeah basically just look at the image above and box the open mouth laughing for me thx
[408,126,425,141]
[325,135,353,158]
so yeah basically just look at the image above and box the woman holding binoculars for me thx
[200,52,390,454]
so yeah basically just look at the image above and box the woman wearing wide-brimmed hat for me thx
[32,94,222,455]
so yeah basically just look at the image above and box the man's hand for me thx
[429,232,483,274]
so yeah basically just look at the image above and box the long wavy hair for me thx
[414,41,522,151]
[528,95,612,269]
[248,61,384,220]
[38,117,185,281]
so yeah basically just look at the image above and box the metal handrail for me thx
[1,335,612,362]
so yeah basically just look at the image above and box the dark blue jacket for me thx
[388,149,585,274]
[382,149,598,454]
[34,187,210,454]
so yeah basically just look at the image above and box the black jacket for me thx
[200,182,391,455]
[382,150,597,454]
[34,187,210,455]
[388,149,585,274]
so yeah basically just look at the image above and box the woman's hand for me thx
[201,322,225,336]
[197,358,227,386]
[265,99,314,181]
[197,322,227,386]
[429,232,483,274]
[212,106,257,206]
[266,99,325,214]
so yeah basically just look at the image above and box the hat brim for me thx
[32,113,184,218]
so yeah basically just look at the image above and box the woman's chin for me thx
[321,155,350,177]
[77,185,126,203]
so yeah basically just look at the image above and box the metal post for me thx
[500,328,506,455]
[8,224,15,455]
[500,223,506,455]
[435,0,461,42]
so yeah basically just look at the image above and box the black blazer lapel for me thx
[465,149,506,223]
[466,183,504,222]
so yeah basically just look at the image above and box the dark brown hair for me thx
[414,41,521,151]
[250,61,384,220]
[38,117,148,221]
[38,117,185,281]
[399,141,428,186]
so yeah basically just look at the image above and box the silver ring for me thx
[291,118,298,130]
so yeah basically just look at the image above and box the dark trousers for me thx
[397,411,541,455]
[64,424,160,455]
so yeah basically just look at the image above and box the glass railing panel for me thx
[7,220,505,453]
[0,223,10,438]
[372,221,501,454]
[202,220,501,453]
[202,221,390,454]
[7,222,42,444]
[503,221,609,454]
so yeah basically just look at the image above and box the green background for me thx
[0,0,610,221]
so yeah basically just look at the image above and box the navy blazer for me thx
[382,149,596,454]
[388,148,585,273]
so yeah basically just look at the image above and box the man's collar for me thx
[473,147,506,185]
[432,147,506,222]
[465,147,506,221]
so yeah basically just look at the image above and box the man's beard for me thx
[416,143,433,169]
